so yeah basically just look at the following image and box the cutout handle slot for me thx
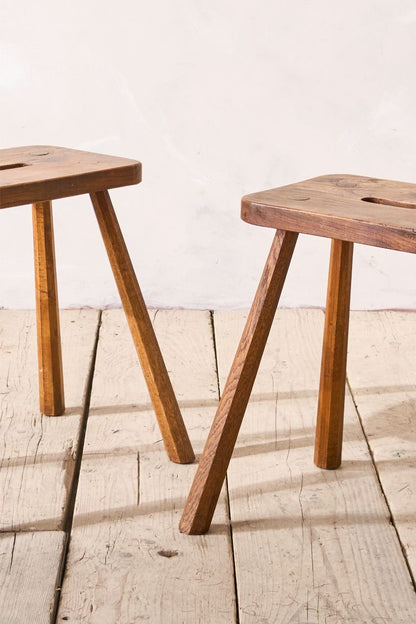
[362,196,416,210]
[0,163,28,172]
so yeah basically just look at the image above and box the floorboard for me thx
[348,311,416,577]
[214,309,416,623]
[0,310,100,532]
[2,308,416,623]
[0,309,99,624]
[57,309,236,624]
[0,531,66,624]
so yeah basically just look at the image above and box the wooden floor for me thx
[1,308,416,623]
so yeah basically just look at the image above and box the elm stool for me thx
[180,173,416,534]
[0,145,194,464]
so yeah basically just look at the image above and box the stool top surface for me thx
[0,146,141,208]
[242,174,416,253]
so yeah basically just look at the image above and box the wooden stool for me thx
[180,173,416,533]
[0,145,194,464]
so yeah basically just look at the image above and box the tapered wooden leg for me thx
[90,190,194,464]
[180,229,298,534]
[32,201,65,416]
[314,239,353,469]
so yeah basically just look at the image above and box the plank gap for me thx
[52,310,103,624]
[346,375,416,593]
[216,308,416,622]
[57,309,236,623]
[211,309,241,623]
[225,474,241,624]
[62,309,103,534]
[209,310,222,404]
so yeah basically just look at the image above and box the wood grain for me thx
[215,309,416,623]
[180,230,298,534]
[0,145,141,209]
[0,531,66,624]
[242,173,416,253]
[3,309,416,623]
[32,200,65,416]
[0,310,99,532]
[57,310,236,624]
[315,239,353,469]
[347,310,416,575]
[90,190,194,464]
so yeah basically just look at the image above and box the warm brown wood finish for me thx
[182,173,416,534]
[91,190,194,464]
[242,174,416,253]
[32,201,65,416]
[0,146,141,209]
[0,145,191,464]
[314,239,353,469]
[180,230,298,534]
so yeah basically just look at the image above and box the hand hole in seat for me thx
[0,163,28,172]
[361,196,416,209]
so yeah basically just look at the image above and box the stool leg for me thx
[314,239,353,469]
[32,201,65,416]
[90,190,194,464]
[180,229,298,534]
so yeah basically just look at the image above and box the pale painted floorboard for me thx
[4,309,416,624]
[0,309,99,624]
[58,309,236,624]
[348,311,416,576]
[0,310,100,531]
[214,309,416,623]
[0,531,66,624]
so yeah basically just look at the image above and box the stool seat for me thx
[0,146,141,209]
[242,174,416,253]
[0,145,194,466]
[180,172,416,535]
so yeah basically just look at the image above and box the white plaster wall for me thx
[1,1,416,310]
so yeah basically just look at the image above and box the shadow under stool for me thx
[180,173,416,533]
[0,145,194,464]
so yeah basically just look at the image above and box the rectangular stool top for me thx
[242,174,416,253]
[0,146,141,208]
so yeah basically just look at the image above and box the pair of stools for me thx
[2,146,415,535]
